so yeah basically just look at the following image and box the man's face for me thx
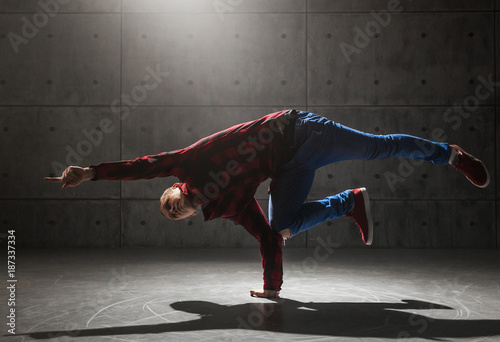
[160,187,197,220]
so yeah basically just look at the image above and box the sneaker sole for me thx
[359,187,373,245]
[474,160,490,188]
[450,145,490,188]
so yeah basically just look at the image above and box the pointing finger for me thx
[44,177,62,183]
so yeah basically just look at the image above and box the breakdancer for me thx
[45,109,489,298]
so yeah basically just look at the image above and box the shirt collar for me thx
[172,182,189,196]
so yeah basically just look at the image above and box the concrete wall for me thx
[0,0,497,248]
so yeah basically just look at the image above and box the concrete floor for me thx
[2,248,500,341]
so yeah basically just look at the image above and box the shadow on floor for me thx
[15,299,500,340]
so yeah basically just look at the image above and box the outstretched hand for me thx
[250,289,280,298]
[44,166,94,188]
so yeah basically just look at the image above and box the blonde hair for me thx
[159,185,177,214]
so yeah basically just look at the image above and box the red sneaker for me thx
[449,145,490,188]
[345,187,373,245]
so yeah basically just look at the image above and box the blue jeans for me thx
[268,111,451,237]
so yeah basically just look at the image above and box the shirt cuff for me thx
[88,165,104,180]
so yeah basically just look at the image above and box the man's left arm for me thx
[227,197,283,298]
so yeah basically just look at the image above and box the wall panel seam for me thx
[119,0,124,249]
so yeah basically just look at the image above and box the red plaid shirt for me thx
[91,109,296,290]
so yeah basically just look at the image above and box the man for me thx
[45,109,490,298]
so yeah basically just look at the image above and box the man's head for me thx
[160,184,197,220]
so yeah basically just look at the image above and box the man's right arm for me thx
[45,152,178,188]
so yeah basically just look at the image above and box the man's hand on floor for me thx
[250,289,280,298]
